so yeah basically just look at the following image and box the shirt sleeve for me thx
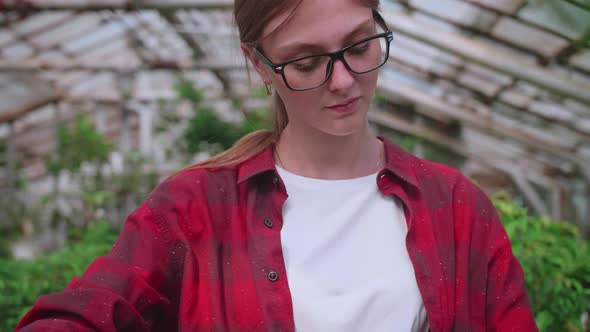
[15,203,177,332]
[463,179,539,331]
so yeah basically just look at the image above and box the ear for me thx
[241,44,273,83]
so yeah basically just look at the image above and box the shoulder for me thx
[380,136,488,209]
[414,157,463,187]
[137,165,241,240]
[381,136,464,194]
[409,155,495,216]
[146,165,239,212]
[408,157,507,268]
[408,155,465,198]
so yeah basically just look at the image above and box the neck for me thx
[275,123,383,180]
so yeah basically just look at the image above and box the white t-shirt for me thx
[277,165,429,332]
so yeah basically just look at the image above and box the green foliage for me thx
[111,150,159,196]
[0,159,35,260]
[390,131,423,152]
[388,131,463,167]
[184,106,240,153]
[45,113,114,175]
[0,141,28,190]
[526,0,590,49]
[176,80,271,155]
[38,112,155,231]
[372,90,388,106]
[0,222,118,331]
[184,107,270,155]
[0,195,36,259]
[241,108,272,134]
[174,80,204,104]
[494,195,590,332]
[422,142,462,166]
[253,86,269,98]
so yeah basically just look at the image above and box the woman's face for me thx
[248,0,381,137]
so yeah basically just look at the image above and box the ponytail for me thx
[187,93,288,170]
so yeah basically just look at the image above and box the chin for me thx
[317,114,370,137]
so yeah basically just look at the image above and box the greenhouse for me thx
[0,0,589,330]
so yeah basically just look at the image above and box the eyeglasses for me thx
[253,11,393,91]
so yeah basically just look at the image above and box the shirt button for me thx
[267,270,279,282]
[272,177,279,185]
[264,218,273,228]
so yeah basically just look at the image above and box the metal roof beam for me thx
[0,0,233,11]
[0,58,243,71]
[382,8,590,107]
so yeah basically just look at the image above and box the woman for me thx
[16,0,538,331]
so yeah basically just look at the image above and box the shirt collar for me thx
[237,145,277,184]
[378,135,419,189]
[237,136,419,189]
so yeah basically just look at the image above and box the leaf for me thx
[493,196,590,331]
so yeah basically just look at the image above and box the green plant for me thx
[253,85,269,98]
[45,113,114,175]
[0,157,36,259]
[111,151,159,196]
[175,81,239,154]
[387,131,463,167]
[385,131,421,151]
[0,194,39,259]
[240,108,272,135]
[106,151,159,226]
[174,79,204,104]
[184,107,241,153]
[372,89,388,107]
[0,222,118,331]
[494,194,590,332]
[184,106,270,155]
[175,80,271,157]
[41,113,116,231]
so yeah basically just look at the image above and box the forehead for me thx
[261,0,374,50]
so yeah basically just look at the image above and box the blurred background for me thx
[0,0,589,330]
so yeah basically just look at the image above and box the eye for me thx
[293,56,323,72]
[347,41,370,55]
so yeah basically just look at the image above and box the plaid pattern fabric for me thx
[16,137,538,332]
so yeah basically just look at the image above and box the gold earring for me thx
[264,82,272,96]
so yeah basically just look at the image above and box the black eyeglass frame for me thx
[252,10,394,91]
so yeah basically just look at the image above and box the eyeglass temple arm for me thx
[253,48,276,67]
[373,10,390,32]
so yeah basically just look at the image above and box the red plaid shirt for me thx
[16,137,538,332]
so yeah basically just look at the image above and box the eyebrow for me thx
[275,18,376,61]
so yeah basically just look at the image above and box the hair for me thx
[190,0,380,170]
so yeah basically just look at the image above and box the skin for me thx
[243,0,384,180]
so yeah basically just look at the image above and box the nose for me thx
[327,59,355,92]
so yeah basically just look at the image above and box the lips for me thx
[326,97,361,113]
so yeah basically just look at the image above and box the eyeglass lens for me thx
[283,35,388,90]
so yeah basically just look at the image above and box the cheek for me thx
[360,70,379,92]
[274,83,322,120]
[279,88,320,114]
